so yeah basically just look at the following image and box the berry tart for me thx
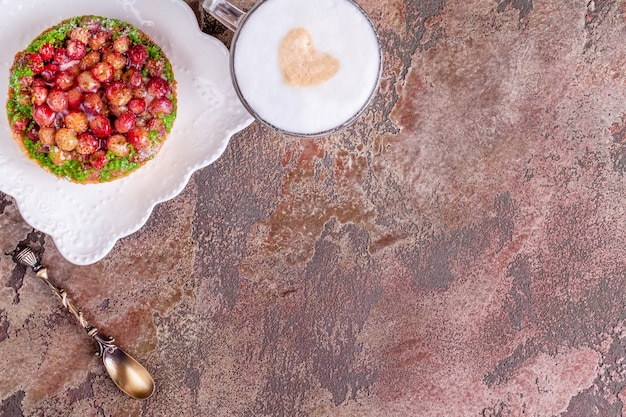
[6,15,177,183]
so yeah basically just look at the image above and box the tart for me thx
[6,15,177,183]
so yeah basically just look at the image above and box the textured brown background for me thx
[3,0,626,415]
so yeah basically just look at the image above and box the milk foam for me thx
[232,0,381,136]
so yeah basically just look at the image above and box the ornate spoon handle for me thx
[8,245,155,399]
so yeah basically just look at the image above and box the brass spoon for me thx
[8,245,155,400]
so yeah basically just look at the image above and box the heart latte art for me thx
[279,28,340,87]
[231,0,381,136]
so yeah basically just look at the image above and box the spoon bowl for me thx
[103,346,155,400]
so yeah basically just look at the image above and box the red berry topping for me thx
[147,117,166,137]
[33,104,55,127]
[9,15,176,183]
[54,47,71,65]
[104,51,126,70]
[114,111,136,133]
[31,85,49,106]
[25,126,39,141]
[66,88,82,110]
[67,40,87,60]
[80,51,101,71]
[148,97,174,116]
[127,126,150,149]
[39,43,55,61]
[55,70,75,90]
[124,68,143,89]
[46,89,69,112]
[90,149,108,170]
[113,36,130,54]
[89,31,107,50]
[77,70,101,93]
[25,52,44,74]
[85,18,101,34]
[83,92,103,115]
[69,27,89,44]
[105,81,132,106]
[64,110,88,133]
[127,97,146,114]
[40,63,59,82]
[145,58,165,78]
[76,132,99,155]
[89,114,112,138]
[147,77,170,97]
[128,44,147,64]
[91,61,114,83]
[107,134,130,156]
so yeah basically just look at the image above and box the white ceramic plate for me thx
[0,0,253,265]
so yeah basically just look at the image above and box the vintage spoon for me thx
[8,245,155,400]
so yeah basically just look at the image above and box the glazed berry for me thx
[148,97,174,116]
[55,70,75,90]
[54,47,71,65]
[106,81,132,106]
[147,78,170,97]
[147,118,166,138]
[91,61,114,83]
[114,111,136,133]
[80,51,101,70]
[127,126,150,149]
[85,18,101,33]
[67,40,87,60]
[145,58,165,78]
[66,88,82,110]
[123,68,143,89]
[77,70,100,93]
[25,126,40,141]
[32,85,48,106]
[76,132,99,155]
[25,52,44,74]
[89,114,112,138]
[19,75,34,89]
[90,149,108,170]
[40,63,59,82]
[82,92,103,115]
[107,134,130,156]
[55,128,78,151]
[89,31,107,50]
[11,118,28,133]
[46,89,68,112]
[38,126,56,146]
[104,51,126,70]
[33,104,55,127]
[64,110,88,134]
[69,27,89,44]
[132,84,147,98]
[127,98,146,115]
[113,36,130,53]
[128,44,147,64]
[39,43,55,61]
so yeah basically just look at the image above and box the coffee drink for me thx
[230,0,381,136]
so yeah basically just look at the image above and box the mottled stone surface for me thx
[4,0,626,415]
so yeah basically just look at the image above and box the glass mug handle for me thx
[202,0,245,32]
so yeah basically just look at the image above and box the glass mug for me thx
[202,0,383,137]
